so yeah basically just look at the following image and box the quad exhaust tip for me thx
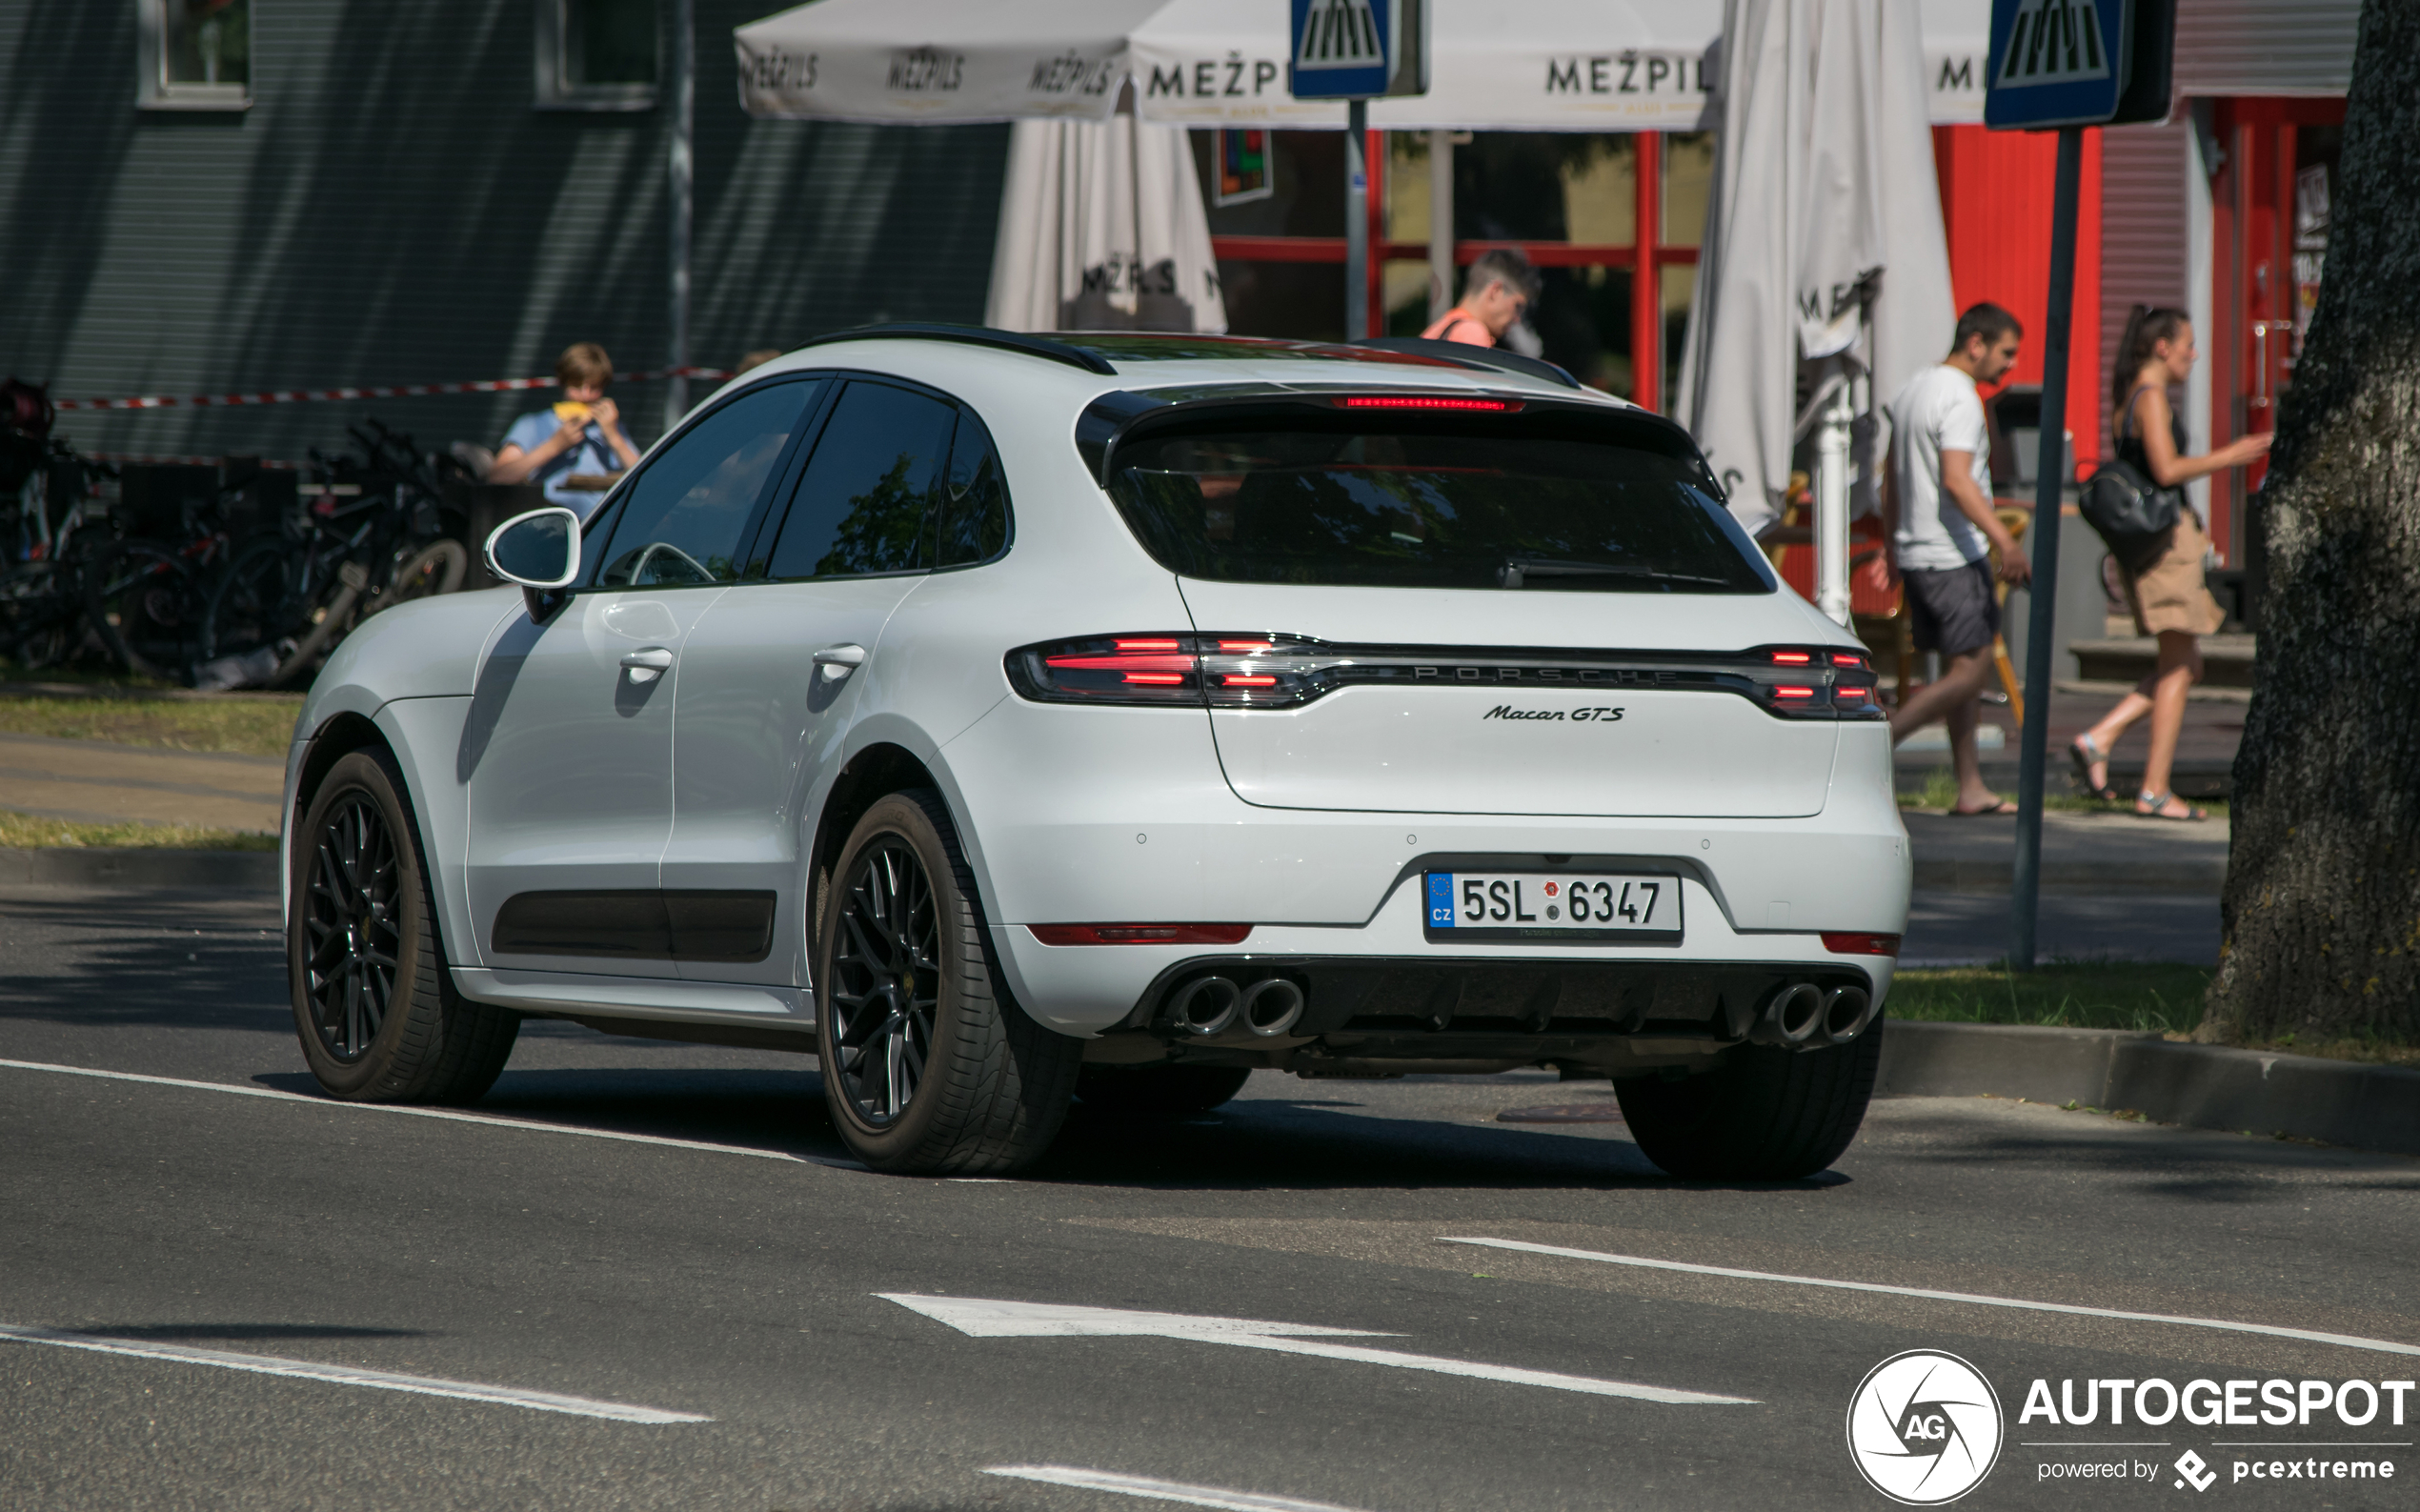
[1171,976,1303,1038]
[1751,981,1875,1049]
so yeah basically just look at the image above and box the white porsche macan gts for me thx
[281,327,1911,1179]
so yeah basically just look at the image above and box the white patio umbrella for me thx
[985,111,1230,334]
[736,0,1988,129]
[1671,0,1956,623]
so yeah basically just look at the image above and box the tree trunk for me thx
[2206,0,2420,1045]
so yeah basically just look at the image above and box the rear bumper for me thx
[990,867,1902,1039]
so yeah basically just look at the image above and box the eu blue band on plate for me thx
[1426,873,1456,928]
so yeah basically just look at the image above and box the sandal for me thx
[1948,796,2018,816]
[2134,789,2207,822]
[2068,734,2117,799]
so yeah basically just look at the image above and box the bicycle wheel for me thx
[84,539,205,682]
[199,537,309,665]
[373,537,467,614]
[0,560,80,670]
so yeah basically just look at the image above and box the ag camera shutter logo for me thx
[1846,1350,2005,1504]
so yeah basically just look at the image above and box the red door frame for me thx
[2208,96,2346,561]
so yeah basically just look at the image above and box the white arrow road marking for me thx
[879,1295,1754,1404]
[0,1322,710,1423]
[1442,1237,2420,1359]
[986,1464,1381,1512]
[0,1058,863,1170]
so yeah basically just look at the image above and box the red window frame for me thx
[1206,130,1699,411]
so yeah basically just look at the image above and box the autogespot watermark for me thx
[1848,1355,2415,1502]
[1847,1350,2006,1504]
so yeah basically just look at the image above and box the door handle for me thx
[813,643,867,682]
[620,647,675,684]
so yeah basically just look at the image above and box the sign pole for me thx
[1344,97,1370,341]
[2009,124,2082,973]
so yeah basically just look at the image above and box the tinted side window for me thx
[765,382,956,581]
[937,409,1012,568]
[595,381,819,588]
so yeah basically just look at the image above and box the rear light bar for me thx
[1006,635,1887,720]
[1027,923,1254,946]
[1821,931,1902,957]
[1335,394,1520,412]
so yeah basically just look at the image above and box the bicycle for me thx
[197,420,469,689]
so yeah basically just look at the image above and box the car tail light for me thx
[1821,931,1901,957]
[1027,923,1254,946]
[1748,646,1886,723]
[1008,634,1340,708]
[1335,394,1519,412]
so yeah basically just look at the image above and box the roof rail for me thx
[789,323,1118,376]
[1355,336,1583,391]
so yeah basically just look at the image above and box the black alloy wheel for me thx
[300,790,403,1063]
[812,790,1081,1174]
[287,749,520,1103]
[825,838,942,1125]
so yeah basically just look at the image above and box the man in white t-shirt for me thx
[1866,304,2031,815]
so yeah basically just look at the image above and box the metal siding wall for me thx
[2096,121,2189,462]
[0,1,1007,460]
[2173,0,2360,96]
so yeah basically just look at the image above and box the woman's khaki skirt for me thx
[2124,508,2228,636]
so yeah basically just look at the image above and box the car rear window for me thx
[1104,411,1773,595]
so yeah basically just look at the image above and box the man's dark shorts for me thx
[1903,557,2000,657]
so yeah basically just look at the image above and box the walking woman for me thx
[2069,306,2270,820]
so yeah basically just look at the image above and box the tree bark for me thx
[2206,0,2420,1044]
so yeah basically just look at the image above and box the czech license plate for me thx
[1423,872,1682,943]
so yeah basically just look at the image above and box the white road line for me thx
[0,1322,709,1423]
[1441,1237,2420,1359]
[984,1465,1380,1512]
[883,1294,1754,1405]
[0,1058,863,1170]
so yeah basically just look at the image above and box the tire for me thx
[290,748,519,1103]
[1076,1064,1252,1119]
[1615,1015,1885,1180]
[84,539,203,682]
[369,538,467,615]
[813,789,1080,1175]
[0,560,79,670]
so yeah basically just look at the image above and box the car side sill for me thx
[451,967,810,1029]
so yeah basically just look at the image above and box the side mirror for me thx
[484,506,581,622]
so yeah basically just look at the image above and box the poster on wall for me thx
[1214,129,1273,206]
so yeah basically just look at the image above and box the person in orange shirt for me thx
[1421,250,1540,348]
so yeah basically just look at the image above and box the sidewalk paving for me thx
[1895,682,2245,798]
[0,732,282,834]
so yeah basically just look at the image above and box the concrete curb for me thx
[1876,1019,2420,1158]
[1911,857,2227,895]
[0,847,277,890]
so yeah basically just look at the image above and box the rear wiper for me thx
[1498,556,1733,590]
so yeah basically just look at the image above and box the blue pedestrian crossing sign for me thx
[1288,0,1427,101]
[1986,0,2132,129]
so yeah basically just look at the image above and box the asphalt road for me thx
[3,883,2413,1512]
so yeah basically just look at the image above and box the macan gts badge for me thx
[278,325,1911,1177]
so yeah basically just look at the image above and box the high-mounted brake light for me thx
[1222,675,1277,687]
[1122,672,1186,685]
[1773,685,1817,699]
[1115,638,1182,651]
[1831,651,1865,669]
[1218,640,1274,654]
[1770,650,1814,664]
[1336,395,1516,412]
[1821,931,1901,957]
[1028,923,1255,946]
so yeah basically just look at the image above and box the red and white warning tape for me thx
[51,365,734,413]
